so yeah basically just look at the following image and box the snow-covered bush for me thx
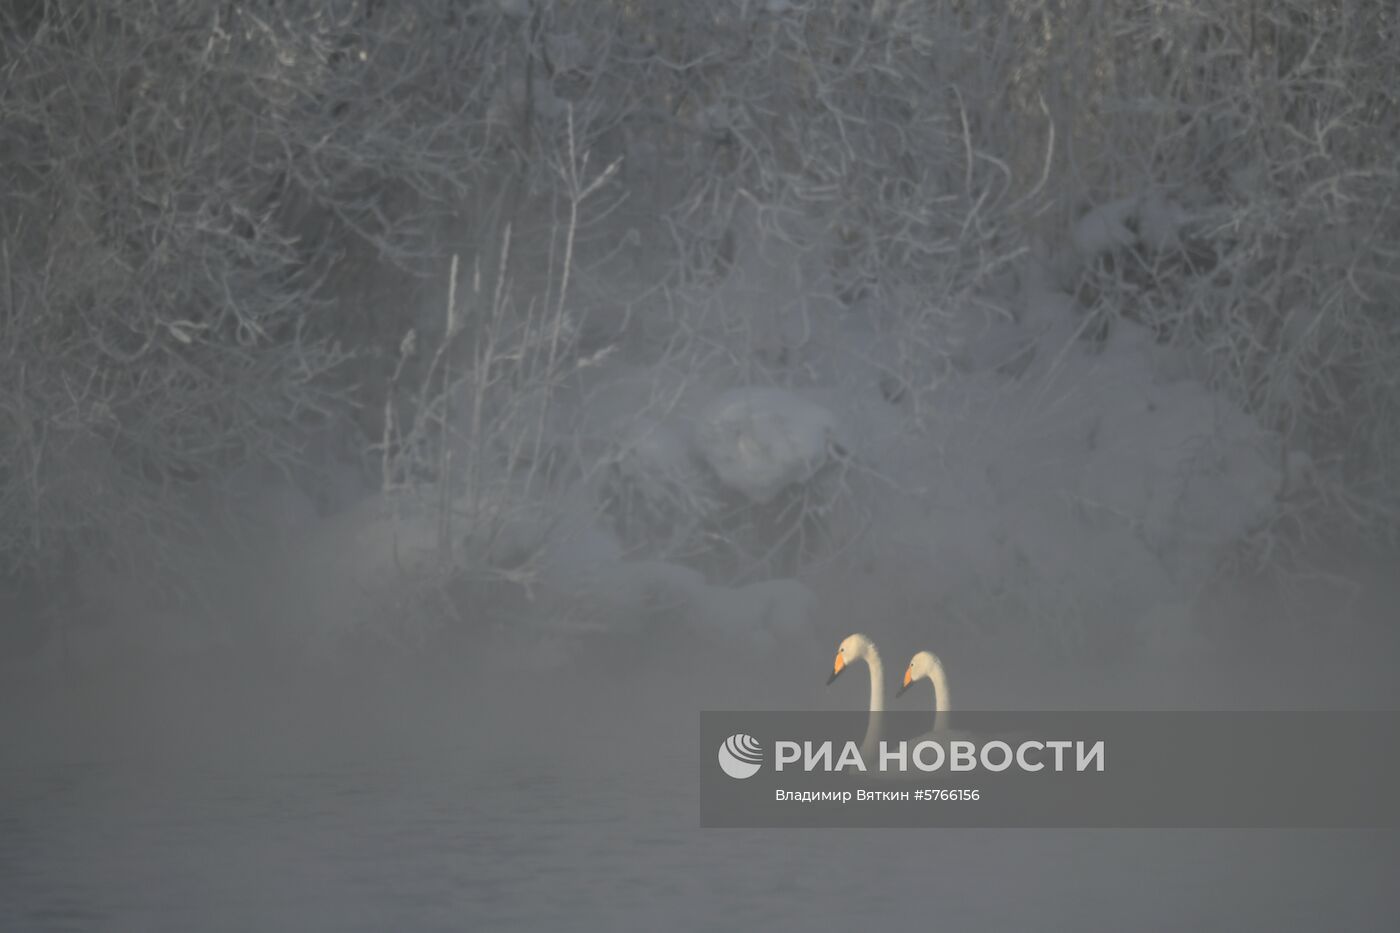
[7,0,1395,670]
[0,0,484,582]
[693,388,843,506]
[682,387,853,577]
[593,381,858,580]
[1045,1,1400,554]
[599,418,718,559]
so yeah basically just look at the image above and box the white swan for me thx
[896,650,953,733]
[826,633,885,761]
[896,649,1025,754]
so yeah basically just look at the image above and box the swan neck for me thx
[861,645,885,761]
[929,663,951,732]
[866,647,885,714]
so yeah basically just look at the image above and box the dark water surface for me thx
[3,601,1399,932]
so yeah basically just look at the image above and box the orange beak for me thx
[896,665,915,698]
[826,652,846,685]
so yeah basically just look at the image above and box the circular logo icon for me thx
[718,733,763,779]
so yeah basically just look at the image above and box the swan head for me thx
[826,632,876,685]
[898,650,946,698]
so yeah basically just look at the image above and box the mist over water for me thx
[3,547,1399,931]
[4,0,1400,924]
